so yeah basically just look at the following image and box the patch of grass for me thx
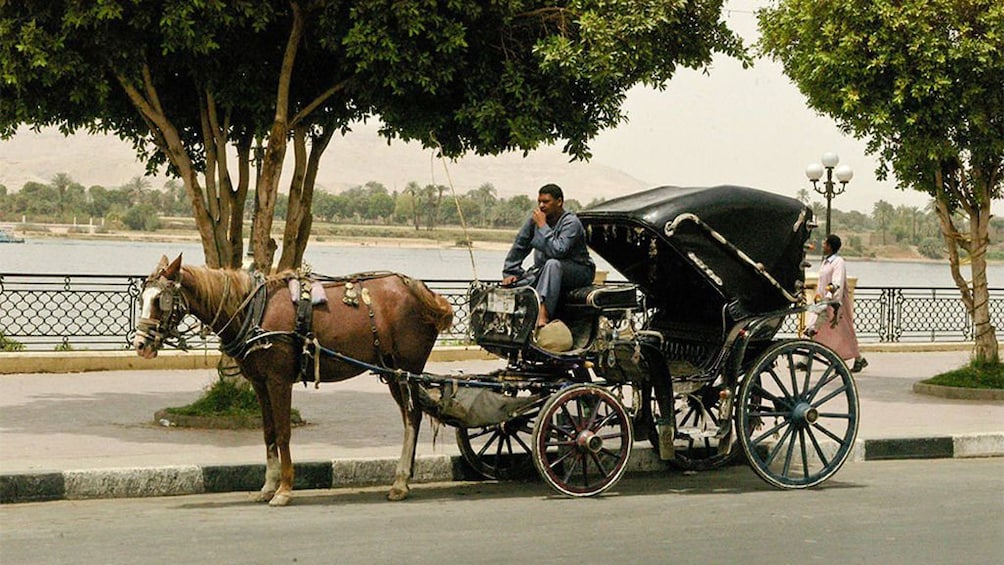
[0,332,25,352]
[923,361,1004,389]
[164,378,302,421]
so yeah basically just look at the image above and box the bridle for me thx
[136,274,192,351]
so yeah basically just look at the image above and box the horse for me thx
[133,255,454,506]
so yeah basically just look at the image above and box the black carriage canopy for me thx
[578,185,813,327]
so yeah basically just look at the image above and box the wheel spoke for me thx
[561,453,580,484]
[590,451,612,477]
[751,418,789,446]
[781,428,797,476]
[767,368,794,400]
[798,428,810,479]
[813,383,850,408]
[476,432,500,459]
[764,424,795,466]
[810,421,847,444]
[806,368,839,402]
[785,352,800,397]
[751,382,792,410]
[805,426,832,468]
[512,432,532,453]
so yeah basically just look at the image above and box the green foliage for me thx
[122,204,161,231]
[918,238,945,260]
[924,361,1004,390]
[164,377,302,424]
[0,332,25,352]
[168,378,262,418]
[759,0,1003,200]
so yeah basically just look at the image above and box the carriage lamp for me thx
[805,152,853,236]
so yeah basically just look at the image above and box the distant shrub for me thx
[123,205,161,231]
[918,238,944,259]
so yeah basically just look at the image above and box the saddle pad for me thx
[287,279,328,306]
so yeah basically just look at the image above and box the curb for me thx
[4,434,1003,504]
[912,381,1004,401]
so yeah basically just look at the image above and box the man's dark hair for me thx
[825,234,842,253]
[538,183,564,201]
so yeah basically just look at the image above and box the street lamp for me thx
[805,152,853,236]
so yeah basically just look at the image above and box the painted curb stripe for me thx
[3,437,1003,504]
[864,437,955,460]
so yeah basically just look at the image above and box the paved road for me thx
[2,458,1002,564]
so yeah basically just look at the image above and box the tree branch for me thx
[290,77,351,128]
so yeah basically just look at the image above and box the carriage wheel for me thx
[667,383,739,471]
[456,405,539,481]
[737,340,859,489]
[532,384,633,497]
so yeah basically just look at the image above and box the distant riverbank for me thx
[2,221,998,264]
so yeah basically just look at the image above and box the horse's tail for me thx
[402,276,454,333]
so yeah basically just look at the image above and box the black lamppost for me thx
[805,152,853,236]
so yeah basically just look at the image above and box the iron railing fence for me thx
[1,273,1001,351]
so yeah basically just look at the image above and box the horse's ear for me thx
[164,254,183,280]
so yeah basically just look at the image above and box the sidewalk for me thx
[2,351,1002,503]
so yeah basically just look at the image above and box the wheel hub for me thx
[792,402,819,427]
[576,430,604,453]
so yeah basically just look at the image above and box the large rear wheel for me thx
[532,384,633,497]
[737,340,859,489]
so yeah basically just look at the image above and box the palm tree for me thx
[473,183,497,227]
[873,200,895,245]
[50,172,74,217]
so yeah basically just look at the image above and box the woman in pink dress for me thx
[805,234,868,372]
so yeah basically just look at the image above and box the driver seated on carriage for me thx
[500,183,596,330]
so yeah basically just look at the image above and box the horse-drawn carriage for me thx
[135,185,858,504]
[452,185,859,496]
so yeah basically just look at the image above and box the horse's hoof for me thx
[386,487,410,501]
[268,492,292,507]
[250,489,276,503]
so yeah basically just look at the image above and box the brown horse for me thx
[133,255,453,506]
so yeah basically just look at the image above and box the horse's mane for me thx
[182,266,257,320]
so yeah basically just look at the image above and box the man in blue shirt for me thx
[502,184,596,327]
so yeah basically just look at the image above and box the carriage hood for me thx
[578,185,813,323]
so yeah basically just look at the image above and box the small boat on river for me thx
[0,227,25,243]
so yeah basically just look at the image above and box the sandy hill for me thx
[0,127,649,203]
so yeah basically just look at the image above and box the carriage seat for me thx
[562,283,638,312]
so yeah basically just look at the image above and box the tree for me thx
[471,183,498,227]
[3,0,746,272]
[872,200,895,246]
[795,188,811,205]
[759,0,1003,363]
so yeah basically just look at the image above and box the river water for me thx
[1,238,1001,288]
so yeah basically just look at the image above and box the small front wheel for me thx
[737,340,859,489]
[532,384,633,497]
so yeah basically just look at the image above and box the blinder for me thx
[136,276,189,351]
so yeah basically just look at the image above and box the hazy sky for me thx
[3,0,998,216]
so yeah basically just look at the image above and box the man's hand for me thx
[532,207,547,228]
[501,275,518,287]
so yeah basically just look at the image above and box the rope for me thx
[429,134,479,282]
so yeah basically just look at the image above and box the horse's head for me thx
[134,254,187,358]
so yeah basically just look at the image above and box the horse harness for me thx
[235,271,398,387]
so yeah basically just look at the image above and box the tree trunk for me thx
[967,187,999,363]
[933,168,999,364]
[278,124,334,271]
